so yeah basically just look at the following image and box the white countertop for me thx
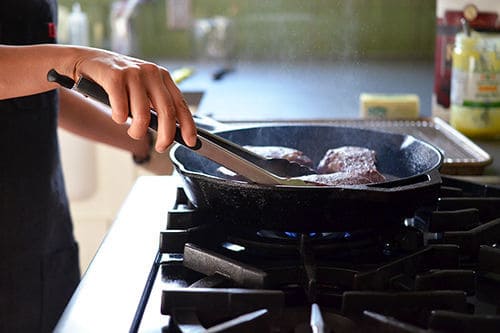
[55,176,180,333]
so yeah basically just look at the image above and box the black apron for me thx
[0,1,80,332]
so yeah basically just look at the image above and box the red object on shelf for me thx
[434,8,499,109]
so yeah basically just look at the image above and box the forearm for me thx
[0,44,92,99]
[58,88,150,159]
[0,43,197,150]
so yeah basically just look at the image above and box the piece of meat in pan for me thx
[317,146,378,174]
[305,146,386,185]
[216,145,314,180]
[244,146,314,168]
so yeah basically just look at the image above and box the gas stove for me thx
[128,176,500,333]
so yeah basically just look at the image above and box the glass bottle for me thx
[450,31,500,138]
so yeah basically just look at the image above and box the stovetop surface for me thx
[134,176,500,333]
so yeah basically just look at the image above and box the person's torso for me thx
[0,2,81,332]
[0,0,73,256]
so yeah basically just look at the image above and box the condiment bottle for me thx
[450,29,500,138]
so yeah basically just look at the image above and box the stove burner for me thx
[259,230,326,239]
[257,230,353,241]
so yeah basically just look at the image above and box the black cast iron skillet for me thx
[171,124,443,232]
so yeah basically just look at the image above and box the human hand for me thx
[64,47,197,152]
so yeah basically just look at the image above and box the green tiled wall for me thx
[59,0,435,61]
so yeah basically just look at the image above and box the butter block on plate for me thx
[360,93,420,119]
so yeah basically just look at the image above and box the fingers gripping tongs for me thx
[47,69,316,186]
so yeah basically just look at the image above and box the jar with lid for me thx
[450,31,500,138]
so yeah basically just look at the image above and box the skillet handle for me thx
[365,168,442,193]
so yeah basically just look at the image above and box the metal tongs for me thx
[47,69,316,186]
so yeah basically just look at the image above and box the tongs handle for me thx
[47,69,304,186]
[48,69,166,141]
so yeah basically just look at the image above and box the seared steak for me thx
[306,146,385,185]
[317,146,377,174]
[243,146,314,168]
[216,145,313,179]
[217,145,386,186]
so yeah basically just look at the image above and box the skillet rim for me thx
[169,124,444,190]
